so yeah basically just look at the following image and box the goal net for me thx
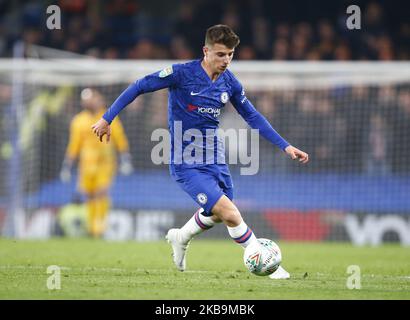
[0,59,409,245]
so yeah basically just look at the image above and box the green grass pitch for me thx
[0,238,409,299]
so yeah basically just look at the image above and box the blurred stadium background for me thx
[0,0,409,246]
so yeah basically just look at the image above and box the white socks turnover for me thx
[179,208,217,244]
[227,221,257,249]
[179,210,257,249]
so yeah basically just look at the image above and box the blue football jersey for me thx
[103,59,289,172]
[167,60,237,169]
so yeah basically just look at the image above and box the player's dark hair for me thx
[205,24,240,49]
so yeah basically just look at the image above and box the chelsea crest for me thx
[220,92,229,103]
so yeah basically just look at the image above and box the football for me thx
[243,238,282,276]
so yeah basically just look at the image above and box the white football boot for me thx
[165,228,189,272]
[269,265,290,279]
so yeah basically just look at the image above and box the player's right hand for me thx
[60,168,71,183]
[91,118,111,143]
[119,153,134,175]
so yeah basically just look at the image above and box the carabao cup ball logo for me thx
[246,252,261,273]
[244,238,282,276]
[197,193,208,204]
[220,92,229,103]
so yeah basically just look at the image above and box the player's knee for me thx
[211,198,242,225]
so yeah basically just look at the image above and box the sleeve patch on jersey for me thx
[159,66,173,78]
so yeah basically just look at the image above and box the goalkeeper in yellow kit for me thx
[60,88,133,238]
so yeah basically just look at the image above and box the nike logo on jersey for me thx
[190,91,201,96]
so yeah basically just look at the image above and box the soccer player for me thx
[91,25,308,278]
[61,88,133,238]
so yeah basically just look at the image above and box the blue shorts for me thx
[171,164,234,216]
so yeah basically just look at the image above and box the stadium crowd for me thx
[0,0,408,61]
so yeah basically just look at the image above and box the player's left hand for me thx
[284,145,309,164]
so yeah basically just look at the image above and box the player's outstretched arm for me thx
[284,145,309,164]
[91,118,111,143]
[102,65,180,125]
[229,79,309,164]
